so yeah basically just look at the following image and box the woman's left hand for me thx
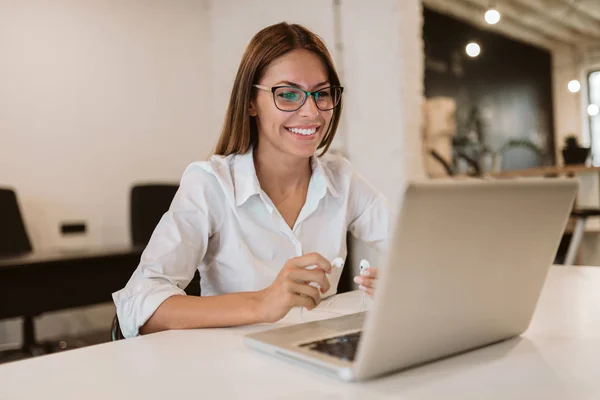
[353,267,379,298]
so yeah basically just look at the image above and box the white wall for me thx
[0,0,213,347]
[0,0,424,347]
[0,0,212,251]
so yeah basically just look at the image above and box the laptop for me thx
[244,178,578,381]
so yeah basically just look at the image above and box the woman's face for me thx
[250,49,334,160]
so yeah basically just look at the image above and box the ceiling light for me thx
[485,8,501,24]
[568,80,581,93]
[466,42,481,57]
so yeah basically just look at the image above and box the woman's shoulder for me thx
[178,154,237,206]
[317,151,383,200]
[182,154,234,179]
[316,150,355,176]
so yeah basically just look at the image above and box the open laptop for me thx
[244,178,578,381]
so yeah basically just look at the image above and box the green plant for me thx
[564,134,580,148]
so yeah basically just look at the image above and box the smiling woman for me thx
[215,24,343,159]
[112,22,389,338]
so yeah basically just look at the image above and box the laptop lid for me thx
[352,178,578,380]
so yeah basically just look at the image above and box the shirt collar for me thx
[233,150,262,207]
[310,154,340,199]
[232,149,340,207]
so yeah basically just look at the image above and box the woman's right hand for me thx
[257,253,333,323]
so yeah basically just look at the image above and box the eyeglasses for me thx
[253,84,343,112]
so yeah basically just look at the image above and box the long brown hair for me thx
[214,22,343,156]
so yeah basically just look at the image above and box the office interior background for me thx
[1,0,600,360]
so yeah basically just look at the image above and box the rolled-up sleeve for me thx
[347,171,390,255]
[112,163,222,338]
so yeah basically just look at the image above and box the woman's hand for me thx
[353,267,379,298]
[256,253,332,323]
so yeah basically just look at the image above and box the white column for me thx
[340,0,425,207]
[338,0,425,273]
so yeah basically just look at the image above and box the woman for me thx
[113,22,388,338]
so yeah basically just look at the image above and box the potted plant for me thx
[562,134,590,165]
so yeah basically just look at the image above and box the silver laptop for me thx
[244,178,578,381]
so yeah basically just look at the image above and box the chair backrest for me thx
[113,183,200,341]
[130,183,201,295]
[497,140,544,171]
[0,187,33,257]
[130,184,179,247]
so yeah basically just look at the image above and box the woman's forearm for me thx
[139,291,265,335]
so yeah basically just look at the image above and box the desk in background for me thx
[0,246,143,354]
[0,265,599,399]
[491,165,600,231]
[490,165,600,265]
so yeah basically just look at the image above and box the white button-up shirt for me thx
[113,150,389,338]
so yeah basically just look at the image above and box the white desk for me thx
[1,266,600,399]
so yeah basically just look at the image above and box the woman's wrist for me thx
[250,289,268,323]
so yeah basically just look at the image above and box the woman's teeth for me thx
[287,127,317,136]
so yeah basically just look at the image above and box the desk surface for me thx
[490,164,600,178]
[1,266,599,399]
[0,245,142,270]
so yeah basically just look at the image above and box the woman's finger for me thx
[358,284,375,298]
[289,282,321,308]
[354,276,376,289]
[290,268,331,293]
[289,252,332,274]
[360,267,379,279]
[294,292,317,310]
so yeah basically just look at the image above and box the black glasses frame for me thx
[253,84,344,112]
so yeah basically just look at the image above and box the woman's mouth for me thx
[285,126,320,139]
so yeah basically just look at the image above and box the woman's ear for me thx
[249,100,258,117]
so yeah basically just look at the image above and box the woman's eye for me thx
[278,91,301,101]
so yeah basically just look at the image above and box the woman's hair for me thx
[214,22,342,156]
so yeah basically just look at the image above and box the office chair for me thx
[130,184,201,297]
[428,149,482,177]
[564,208,600,265]
[0,187,56,359]
[112,184,201,340]
[130,184,180,247]
[0,187,32,257]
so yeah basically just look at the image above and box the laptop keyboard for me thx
[300,331,362,362]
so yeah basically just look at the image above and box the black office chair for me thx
[428,149,482,177]
[112,184,201,340]
[0,187,54,359]
[0,187,32,257]
[130,184,180,247]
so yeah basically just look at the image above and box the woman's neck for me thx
[253,144,312,198]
